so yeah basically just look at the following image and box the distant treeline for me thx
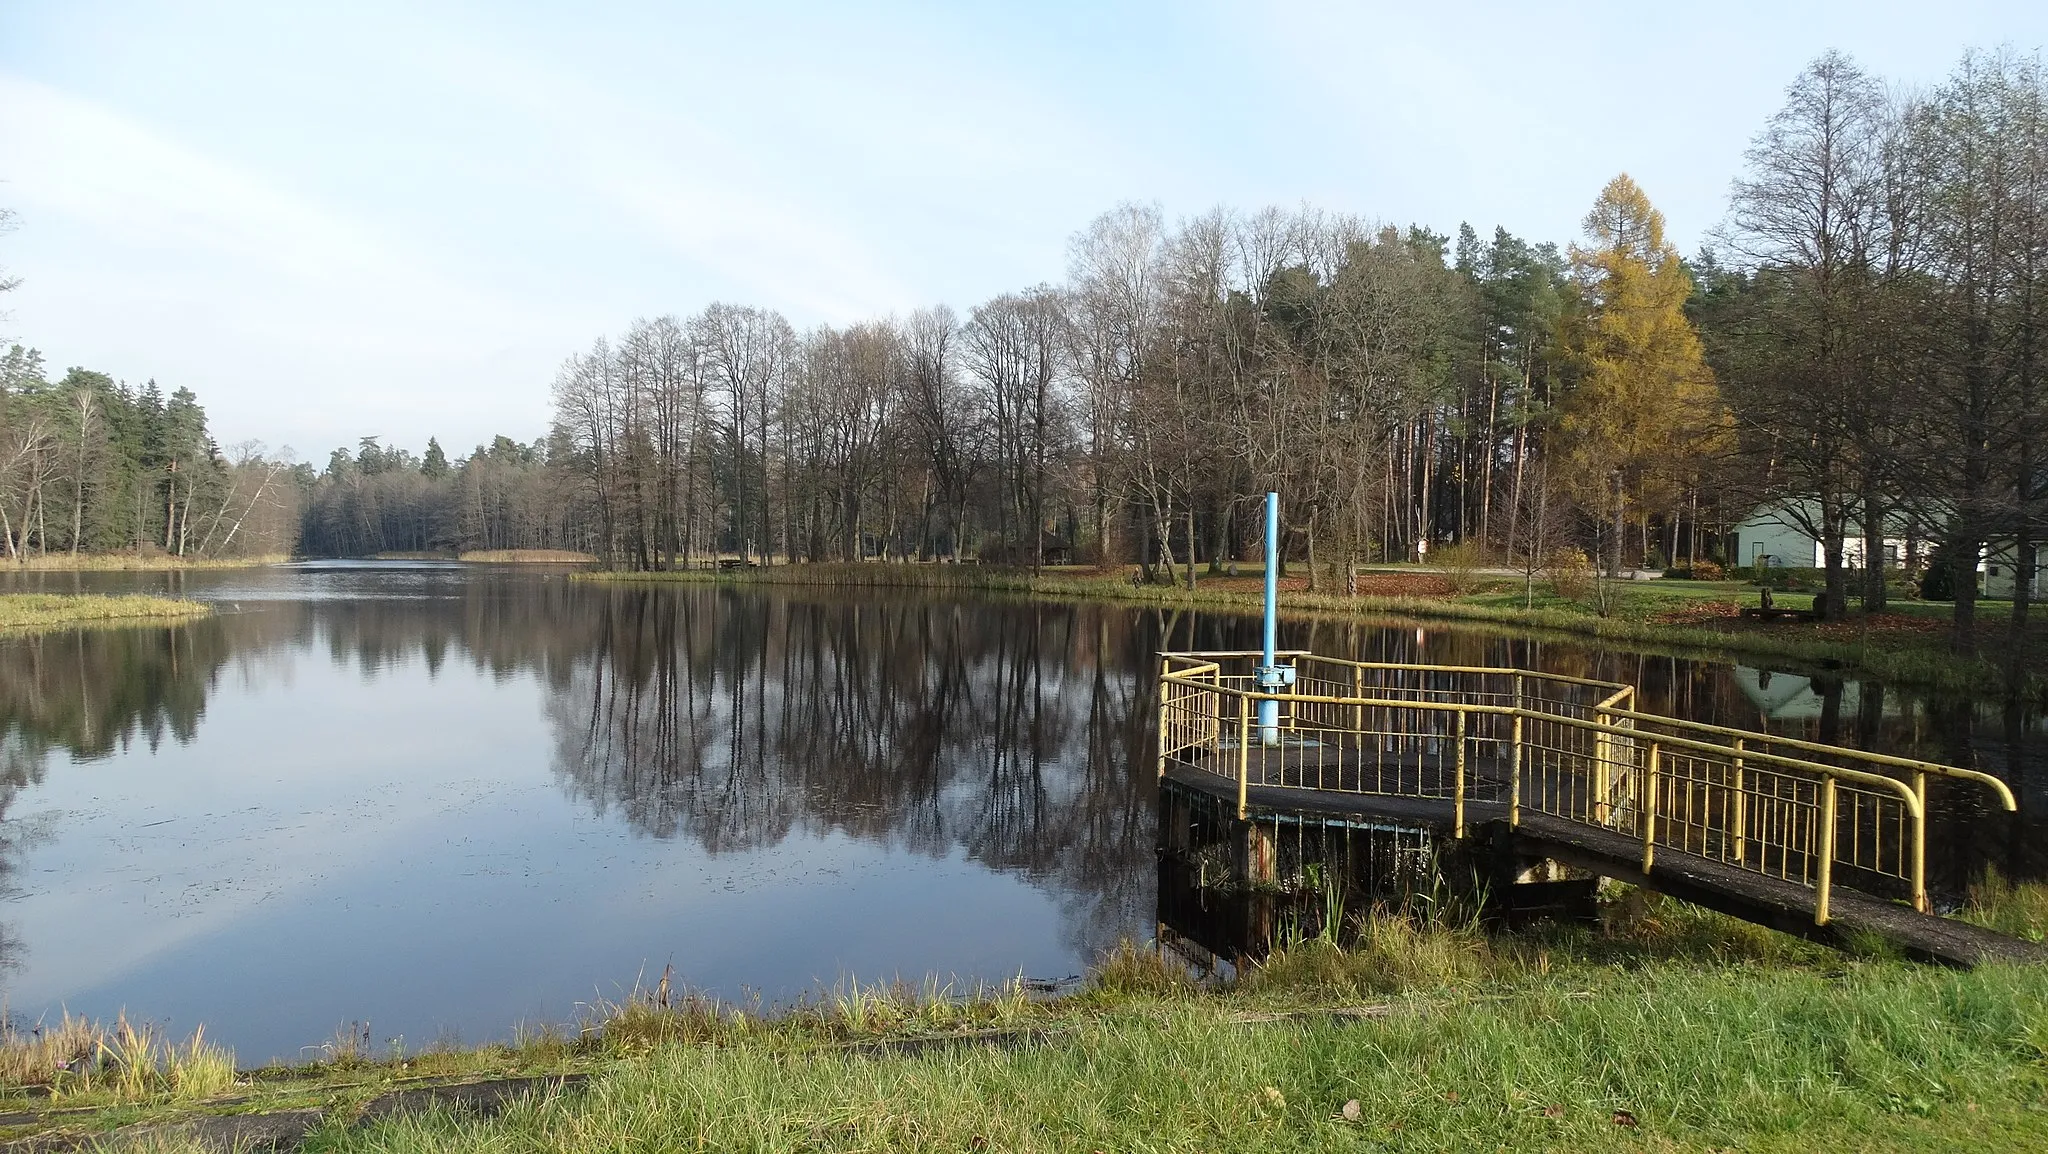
[298,434,585,559]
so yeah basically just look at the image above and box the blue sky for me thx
[3,0,2045,459]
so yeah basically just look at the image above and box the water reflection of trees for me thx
[0,624,268,976]
[1,577,2043,931]
[546,589,1161,958]
[0,628,233,763]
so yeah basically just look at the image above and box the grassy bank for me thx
[456,549,597,563]
[362,550,599,563]
[9,899,2048,1152]
[3,552,286,571]
[0,592,210,632]
[584,563,2048,702]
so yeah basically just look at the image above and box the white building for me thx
[1982,546,2044,599]
[1730,500,1906,570]
[1731,499,2042,598]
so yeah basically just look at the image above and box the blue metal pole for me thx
[1259,491,1279,744]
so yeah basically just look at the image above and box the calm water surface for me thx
[0,563,2040,1062]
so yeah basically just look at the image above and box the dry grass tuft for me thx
[1088,940,1204,999]
[0,1011,100,1086]
[1961,865,2048,942]
[0,1012,238,1100]
[1240,913,1493,998]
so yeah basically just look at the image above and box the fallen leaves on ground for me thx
[1647,600,1743,626]
[1810,612,1948,639]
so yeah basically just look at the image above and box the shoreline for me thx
[5,902,2045,1151]
[580,564,2048,703]
[0,553,289,572]
[368,550,601,563]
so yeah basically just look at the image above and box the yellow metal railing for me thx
[1155,653,2017,923]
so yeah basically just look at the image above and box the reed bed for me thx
[455,549,598,563]
[5,553,286,571]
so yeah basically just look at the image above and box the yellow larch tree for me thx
[1556,174,1728,570]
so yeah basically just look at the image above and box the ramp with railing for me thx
[1156,651,2041,965]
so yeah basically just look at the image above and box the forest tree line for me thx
[0,205,291,561]
[8,48,2048,655]
[0,344,298,561]
[523,46,2048,650]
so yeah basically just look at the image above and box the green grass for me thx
[0,593,210,632]
[12,902,2048,1151]
[320,967,2048,1153]
[1962,869,2048,944]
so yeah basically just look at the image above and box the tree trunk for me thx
[1951,529,1980,654]
[1861,490,1888,614]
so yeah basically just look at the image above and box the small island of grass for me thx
[0,593,211,633]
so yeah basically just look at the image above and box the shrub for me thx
[1918,544,1977,601]
[1430,541,1489,595]
[1662,561,1725,581]
[1546,550,1596,603]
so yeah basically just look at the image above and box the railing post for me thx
[1509,712,1523,828]
[1816,776,1838,925]
[1593,709,1612,826]
[1351,664,1364,752]
[1454,710,1467,839]
[1156,658,1170,779]
[1640,741,1661,873]
[1731,737,1747,867]
[1913,770,1928,914]
[1511,673,1524,765]
[1236,694,1252,821]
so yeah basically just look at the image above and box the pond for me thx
[0,563,2041,1063]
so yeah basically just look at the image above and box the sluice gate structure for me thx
[1155,650,2046,966]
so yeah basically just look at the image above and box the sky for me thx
[2,1,2046,460]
